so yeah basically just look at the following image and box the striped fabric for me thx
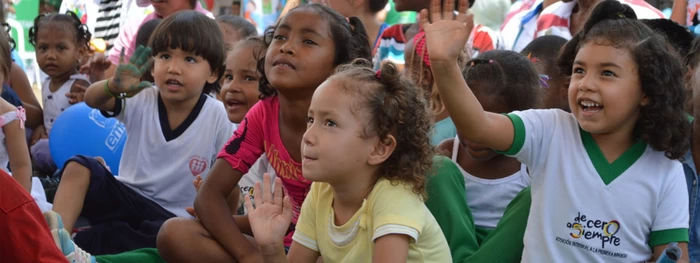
[535,0,664,40]
[501,0,543,52]
[95,0,123,52]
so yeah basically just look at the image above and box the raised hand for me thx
[66,83,88,104]
[112,45,153,94]
[245,173,292,248]
[419,0,474,64]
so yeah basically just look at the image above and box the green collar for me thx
[579,129,647,185]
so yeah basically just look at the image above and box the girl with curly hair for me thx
[425,0,691,261]
[245,59,451,262]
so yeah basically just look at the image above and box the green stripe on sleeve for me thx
[648,228,689,247]
[499,113,526,156]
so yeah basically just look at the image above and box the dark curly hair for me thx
[332,59,434,199]
[0,25,11,79]
[464,50,541,112]
[558,0,690,160]
[149,11,226,95]
[29,11,92,48]
[684,38,700,112]
[257,4,372,99]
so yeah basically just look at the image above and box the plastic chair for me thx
[6,18,42,89]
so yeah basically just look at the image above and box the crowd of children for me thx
[3,0,700,262]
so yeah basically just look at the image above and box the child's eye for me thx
[303,39,317,45]
[601,70,616,77]
[572,67,585,75]
[306,117,314,124]
[244,75,257,81]
[224,74,233,81]
[324,120,337,127]
[159,54,171,60]
[185,57,197,63]
[273,34,286,41]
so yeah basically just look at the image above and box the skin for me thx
[325,0,383,47]
[0,61,32,193]
[247,79,403,263]
[671,0,689,26]
[8,63,43,129]
[568,0,604,37]
[219,22,244,51]
[424,0,691,261]
[220,45,262,124]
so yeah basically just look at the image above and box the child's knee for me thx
[157,218,201,260]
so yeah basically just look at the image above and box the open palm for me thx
[113,45,153,94]
[245,174,292,248]
[419,0,474,64]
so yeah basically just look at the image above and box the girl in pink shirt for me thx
[157,4,372,263]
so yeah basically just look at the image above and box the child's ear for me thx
[351,0,364,9]
[367,135,396,166]
[207,68,220,84]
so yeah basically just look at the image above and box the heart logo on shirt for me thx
[189,156,208,176]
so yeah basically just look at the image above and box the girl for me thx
[681,37,700,263]
[520,35,569,111]
[437,50,538,244]
[49,10,232,255]
[246,60,452,262]
[156,4,372,262]
[426,0,691,261]
[29,11,92,176]
[324,0,389,48]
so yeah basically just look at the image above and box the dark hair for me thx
[369,0,389,13]
[149,10,226,95]
[136,19,161,83]
[2,23,15,52]
[521,35,567,76]
[684,37,700,70]
[233,36,267,60]
[257,4,372,98]
[29,11,92,48]
[464,50,541,111]
[558,0,690,159]
[333,59,433,198]
[641,19,694,58]
[0,27,11,78]
[216,15,257,40]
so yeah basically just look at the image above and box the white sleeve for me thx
[114,87,155,128]
[500,109,560,177]
[649,162,690,247]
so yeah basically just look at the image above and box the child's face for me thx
[35,24,85,78]
[218,22,243,51]
[232,3,242,15]
[302,78,383,182]
[264,8,336,93]
[459,84,510,161]
[221,46,261,123]
[152,48,219,103]
[568,43,647,136]
[533,61,570,112]
[152,0,192,17]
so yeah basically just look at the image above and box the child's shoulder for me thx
[0,98,17,115]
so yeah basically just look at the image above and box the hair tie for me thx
[526,53,539,63]
[539,74,551,88]
[413,30,431,68]
[617,12,625,18]
[469,59,493,67]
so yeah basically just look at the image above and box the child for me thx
[373,0,501,70]
[324,0,389,48]
[500,0,560,52]
[437,50,538,244]
[216,15,258,51]
[134,18,162,83]
[28,11,92,176]
[246,60,452,262]
[51,10,232,255]
[425,0,691,261]
[681,37,700,263]
[520,35,569,111]
[156,4,372,262]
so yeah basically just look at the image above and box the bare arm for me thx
[196,159,260,262]
[9,63,42,129]
[671,0,688,26]
[84,79,118,112]
[4,106,31,192]
[372,234,410,263]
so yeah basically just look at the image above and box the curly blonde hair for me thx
[331,59,434,198]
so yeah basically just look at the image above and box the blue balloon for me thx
[49,103,127,175]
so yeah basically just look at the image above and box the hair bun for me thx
[583,0,637,34]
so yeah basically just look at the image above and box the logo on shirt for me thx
[189,155,208,176]
[554,212,627,259]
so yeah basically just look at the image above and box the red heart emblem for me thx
[189,157,208,176]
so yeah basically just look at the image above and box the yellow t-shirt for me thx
[293,179,452,262]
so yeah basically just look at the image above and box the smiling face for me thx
[152,48,219,104]
[221,45,261,123]
[568,43,647,137]
[264,7,336,93]
[302,78,379,183]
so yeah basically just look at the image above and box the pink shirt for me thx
[108,2,214,65]
[217,97,311,246]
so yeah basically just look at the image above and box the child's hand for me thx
[66,82,88,104]
[193,174,203,192]
[244,173,291,248]
[30,124,48,145]
[112,45,153,94]
[80,53,113,83]
[419,0,474,64]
